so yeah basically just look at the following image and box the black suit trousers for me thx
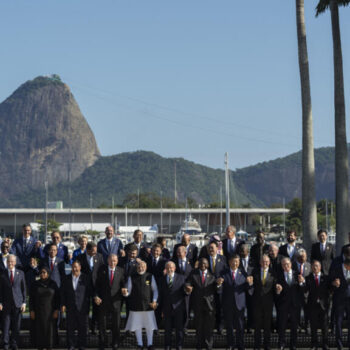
[224,307,245,350]
[308,303,328,347]
[97,302,121,347]
[277,303,298,347]
[163,305,185,347]
[66,309,88,349]
[194,304,215,350]
[254,300,273,348]
[2,305,21,347]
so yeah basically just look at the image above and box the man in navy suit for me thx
[158,261,186,350]
[124,229,150,261]
[97,226,125,264]
[38,231,71,264]
[330,258,350,350]
[0,254,27,350]
[222,225,245,261]
[94,254,125,350]
[10,224,40,271]
[218,254,254,350]
[61,260,92,350]
[118,244,139,279]
[207,241,227,335]
[146,243,167,283]
[39,243,66,288]
[172,234,198,267]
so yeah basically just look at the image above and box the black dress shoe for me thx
[322,346,329,350]
[164,347,170,350]
[112,345,119,350]
[176,347,182,350]
[147,346,154,350]
[137,346,143,350]
[310,347,317,350]
[290,347,297,350]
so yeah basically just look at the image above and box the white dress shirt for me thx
[72,274,80,290]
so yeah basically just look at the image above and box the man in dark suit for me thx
[61,260,92,350]
[249,231,270,269]
[172,233,198,267]
[311,229,335,275]
[330,258,350,350]
[146,243,167,283]
[218,254,254,350]
[118,244,139,278]
[268,243,283,276]
[94,254,125,350]
[39,231,71,264]
[158,261,187,350]
[341,232,350,255]
[251,255,275,350]
[222,225,245,261]
[301,260,330,350]
[275,257,302,350]
[330,246,350,273]
[39,243,66,288]
[0,241,11,272]
[76,241,104,334]
[207,241,227,334]
[10,224,40,271]
[97,226,125,264]
[124,229,149,261]
[0,254,27,350]
[278,231,303,262]
[185,258,218,350]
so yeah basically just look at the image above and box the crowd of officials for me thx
[1,224,350,350]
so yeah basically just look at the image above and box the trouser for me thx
[335,299,350,349]
[163,306,185,348]
[254,302,273,349]
[277,304,298,348]
[309,304,328,347]
[98,304,121,347]
[224,308,245,350]
[2,306,21,347]
[66,310,88,349]
[194,306,215,350]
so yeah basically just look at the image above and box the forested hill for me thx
[233,146,336,205]
[8,151,261,208]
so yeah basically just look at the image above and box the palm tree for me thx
[296,0,317,253]
[316,0,350,253]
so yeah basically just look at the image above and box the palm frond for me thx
[316,0,350,16]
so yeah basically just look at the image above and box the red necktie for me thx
[201,272,205,284]
[300,264,303,276]
[110,270,114,286]
[315,274,319,287]
[10,270,14,285]
[51,261,54,271]
[232,271,235,282]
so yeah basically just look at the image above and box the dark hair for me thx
[48,243,58,250]
[127,244,138,252]
[209,241,218,247]
[22,224,31,229]
[152,243,162,250]
[72,260,81,266]
[228,254,240,262]
[133,229,143,236]
[86,242,97,250]
[317,229,327,236]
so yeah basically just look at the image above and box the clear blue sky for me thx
[1,1,349,170]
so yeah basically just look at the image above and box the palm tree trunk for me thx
[330,0,349,253]
[296,0,317,253]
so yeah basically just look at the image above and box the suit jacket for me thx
[207,254,227,278]
[61,272,91,313]
[329,264,350,307]
[0,269,26,310]
[173,257,193,279]
[76,252,104,287]
[97,237,124,263]
[329,254,344,273]
[303,273,330,311]
[269,254,284,276]
[292,261,311,277]
[250,243,270,268]
[95,265,125,310]
[0,254,22,273]
[40,243,70,264]
[221,238,245,260]
[278,243,303,262]
[275,270,303,308]
[39,257,66,288]
[161,248,171,260]
[172,243,198,267]
[158,273,186,315]
[118,256,138,278]
[124,241,149,260]
[310,242,335,275]
[251,267,276,306]
[220,267,253,311]
[10,236,39,270]
[186,269,217,313]
[146,255,167,283]
[239,257,254,276]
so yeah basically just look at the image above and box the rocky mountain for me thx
[8,151,261,208]
[0,75,100,200]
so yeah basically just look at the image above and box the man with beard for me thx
[278,231,303,262]
[124,260,158,350]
